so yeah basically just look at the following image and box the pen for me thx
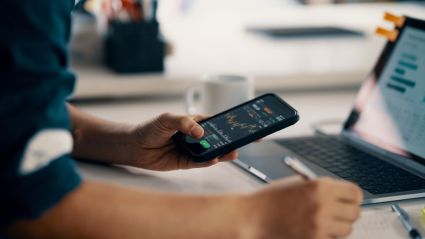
[248,166,271,183]
[391,204,423,239]
[283,156,317,180]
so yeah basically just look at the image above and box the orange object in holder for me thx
[375,27,399,42]
[384,12,406,28]
[375,12,406,42]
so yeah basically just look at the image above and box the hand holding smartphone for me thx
[172,93,299,162]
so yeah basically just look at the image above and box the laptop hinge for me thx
[340,130,425,178]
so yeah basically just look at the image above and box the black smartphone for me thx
[172,93,299,162]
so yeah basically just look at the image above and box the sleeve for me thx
[0,0,82,227]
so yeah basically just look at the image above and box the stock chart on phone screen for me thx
[185,98,287,151]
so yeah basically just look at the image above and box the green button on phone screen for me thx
[200,140,211,149]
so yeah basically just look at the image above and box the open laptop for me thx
[234,16,425,205]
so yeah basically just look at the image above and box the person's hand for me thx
[242,176,363,239]
[128,113,238,171]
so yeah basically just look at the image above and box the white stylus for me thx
[283,156,317,180]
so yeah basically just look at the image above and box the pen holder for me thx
[104,20,165,73]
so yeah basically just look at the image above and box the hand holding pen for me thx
[284,156,425,239]
[281,156,363,238]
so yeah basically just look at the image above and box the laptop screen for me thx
[344,17,425,166]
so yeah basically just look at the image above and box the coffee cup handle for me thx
[185,84,201,115]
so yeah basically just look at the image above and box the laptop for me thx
[234,16,425,205]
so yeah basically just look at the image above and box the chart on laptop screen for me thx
[354,26,425,158]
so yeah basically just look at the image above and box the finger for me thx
[331,180,363,204]
[192,114,210,122]
[218,151,239,161]
[331,202,361,222]
[176,151,220,169]
[157,113,204,138]
[189,158,220,168]
[184,152,238,170]
[181,152,237,169]
[328,220,354,238]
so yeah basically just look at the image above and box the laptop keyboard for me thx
[277,136,425,195]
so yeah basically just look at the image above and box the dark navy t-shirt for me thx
[0,0,82,228]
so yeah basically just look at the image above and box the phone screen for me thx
[181,94,297,155]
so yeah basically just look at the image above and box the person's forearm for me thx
[7,181,249,239]
[68,104,135,165]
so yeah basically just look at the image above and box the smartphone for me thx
[172,93,299,162]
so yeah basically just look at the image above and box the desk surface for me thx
[75,90,425,238]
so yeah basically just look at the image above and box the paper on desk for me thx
[349,205,425,239]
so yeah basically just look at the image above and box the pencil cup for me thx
[104,20,165,73]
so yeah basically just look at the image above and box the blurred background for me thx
[70,0,425,203]
[70,0,425,100]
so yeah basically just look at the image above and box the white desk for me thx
[75,90,425,238]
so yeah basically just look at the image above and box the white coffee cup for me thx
[185,74,255,115]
